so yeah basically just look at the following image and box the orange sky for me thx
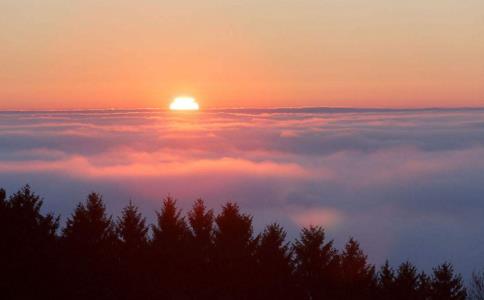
[1,0,484,109]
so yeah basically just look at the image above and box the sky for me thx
[1,0,484,109]
[2,108,484,276]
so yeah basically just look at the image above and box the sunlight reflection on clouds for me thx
[1,108,484,275]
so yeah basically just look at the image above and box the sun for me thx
[169,97,200,111]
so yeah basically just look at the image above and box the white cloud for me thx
[2,108,484,275]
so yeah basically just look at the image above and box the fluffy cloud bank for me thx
[1,108,484,275]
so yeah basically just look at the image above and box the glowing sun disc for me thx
[170,97,200,111]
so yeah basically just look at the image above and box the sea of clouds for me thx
[1,107,484,275]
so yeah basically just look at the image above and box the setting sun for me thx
[169,97,199,111]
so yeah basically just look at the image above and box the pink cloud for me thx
[0,154,310,179]
[289,207,344,229]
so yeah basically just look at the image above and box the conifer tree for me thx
[63,193,116,245]
[0,188,5,203]
[116,201,149,300]
[293,226,340,300]
[430,263,466,300]
[188,198,214,257]
[151,196,189,299]
[117,201,148,250]
[0,185,478,300]
[0,185,59,299]
[394,261,419,300]
[61,192,117,299]
[378,260,396,300]
[0,188,8,234]
[416,271,432,300]
[340,238,376,300]
[255,223,295,299]
[152,196,188,247]
[214,202,258,299]
[187,198,215,298]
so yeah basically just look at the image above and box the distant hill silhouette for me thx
[0,185,470,300]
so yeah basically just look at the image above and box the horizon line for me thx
[1,105,484,113]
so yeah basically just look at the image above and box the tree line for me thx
[0,185,479,300]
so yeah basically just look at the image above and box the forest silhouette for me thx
[0,185,475,299]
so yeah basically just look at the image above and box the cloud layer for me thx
[2,108,484,275]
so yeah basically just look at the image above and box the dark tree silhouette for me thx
[0,185,59,299]
[61,192,118,299]
[255,223,295,300]
[339,237,376,300]
[293,225,340,300]
[377,260,396,300]
[394,261,421,300]
[116,201,149,300]
[416,271,432,300]
[118,201,148,250]
[0,188,5,203]
[151,195,190,299]
[152,196,188,248]
[0,188,7,227]
[63,193,116,247]
[430,263,467,300]
[187,198,215,298]
[188,198,214,261]
[0,185,474,300]
[213,202,258,299]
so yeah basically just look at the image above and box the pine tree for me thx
[0,185,59,299]
[214,202,258,299]
[394,261,419,300]
[151,195,189,299]
[255,223,295,299]
[116,201,149,300]
[378,260,396,300]
[430,263,466,300]
[416,271,432,300]
[340,238,376,300]
[63,193,116,246]
[117,201,148,251]
[187,198,215,298]
[188,198,214,257]
[0,185,477,300]
[0,188,5,203]
[152,196,188,247]
[61,192,117,299]
[0,188,8,236]
[293,226,340,300]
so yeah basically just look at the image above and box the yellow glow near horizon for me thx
[169,97,200,111]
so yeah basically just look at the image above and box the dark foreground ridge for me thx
[0,185,480,300]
